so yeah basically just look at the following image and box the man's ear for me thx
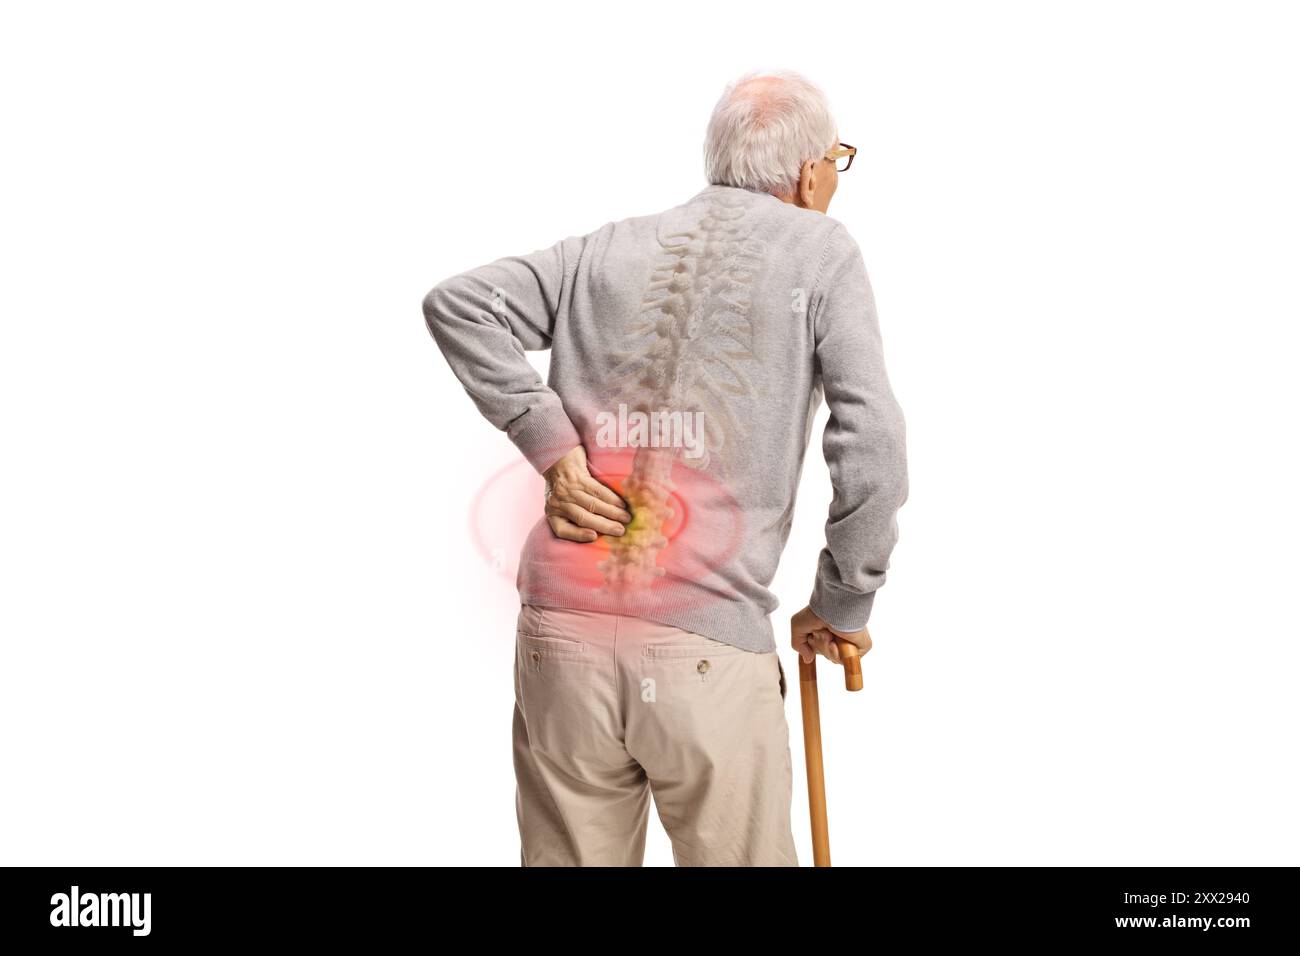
[797,159,818,209]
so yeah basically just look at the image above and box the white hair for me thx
[703,70,838,197]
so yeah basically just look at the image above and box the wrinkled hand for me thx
[543,445,633,543]
[790,605,872,665]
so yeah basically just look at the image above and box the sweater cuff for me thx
[507,404,582,474]
[809,579,877,633]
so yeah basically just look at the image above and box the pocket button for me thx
[697,659,710,674]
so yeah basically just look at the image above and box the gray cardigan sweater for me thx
[424,184,908,652]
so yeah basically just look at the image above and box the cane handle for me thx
[834,638,863,692]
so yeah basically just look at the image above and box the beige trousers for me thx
[512,604,798,867]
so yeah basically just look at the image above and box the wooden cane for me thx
[799,636,863,867]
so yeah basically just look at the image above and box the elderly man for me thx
[424,70,907,867]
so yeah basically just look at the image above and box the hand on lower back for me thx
[790,605,872,665]
[542,445,633,543]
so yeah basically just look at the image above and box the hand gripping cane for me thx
[798,636,863,867]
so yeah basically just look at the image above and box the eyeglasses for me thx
[825,142,857,172]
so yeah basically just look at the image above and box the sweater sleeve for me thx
[807,224,909,631]
[422,236,584,474]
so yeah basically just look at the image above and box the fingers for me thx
[582,477,631,517]
[578,486,633,524]
[790,604,873,666]
[811,629,841,664]
[546,499,626,537]
[790,624,846,665]
[540,452,635,545]
[543,470,632,539]
[547,515,597,543]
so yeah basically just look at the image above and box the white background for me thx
[2,1,1297,866]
